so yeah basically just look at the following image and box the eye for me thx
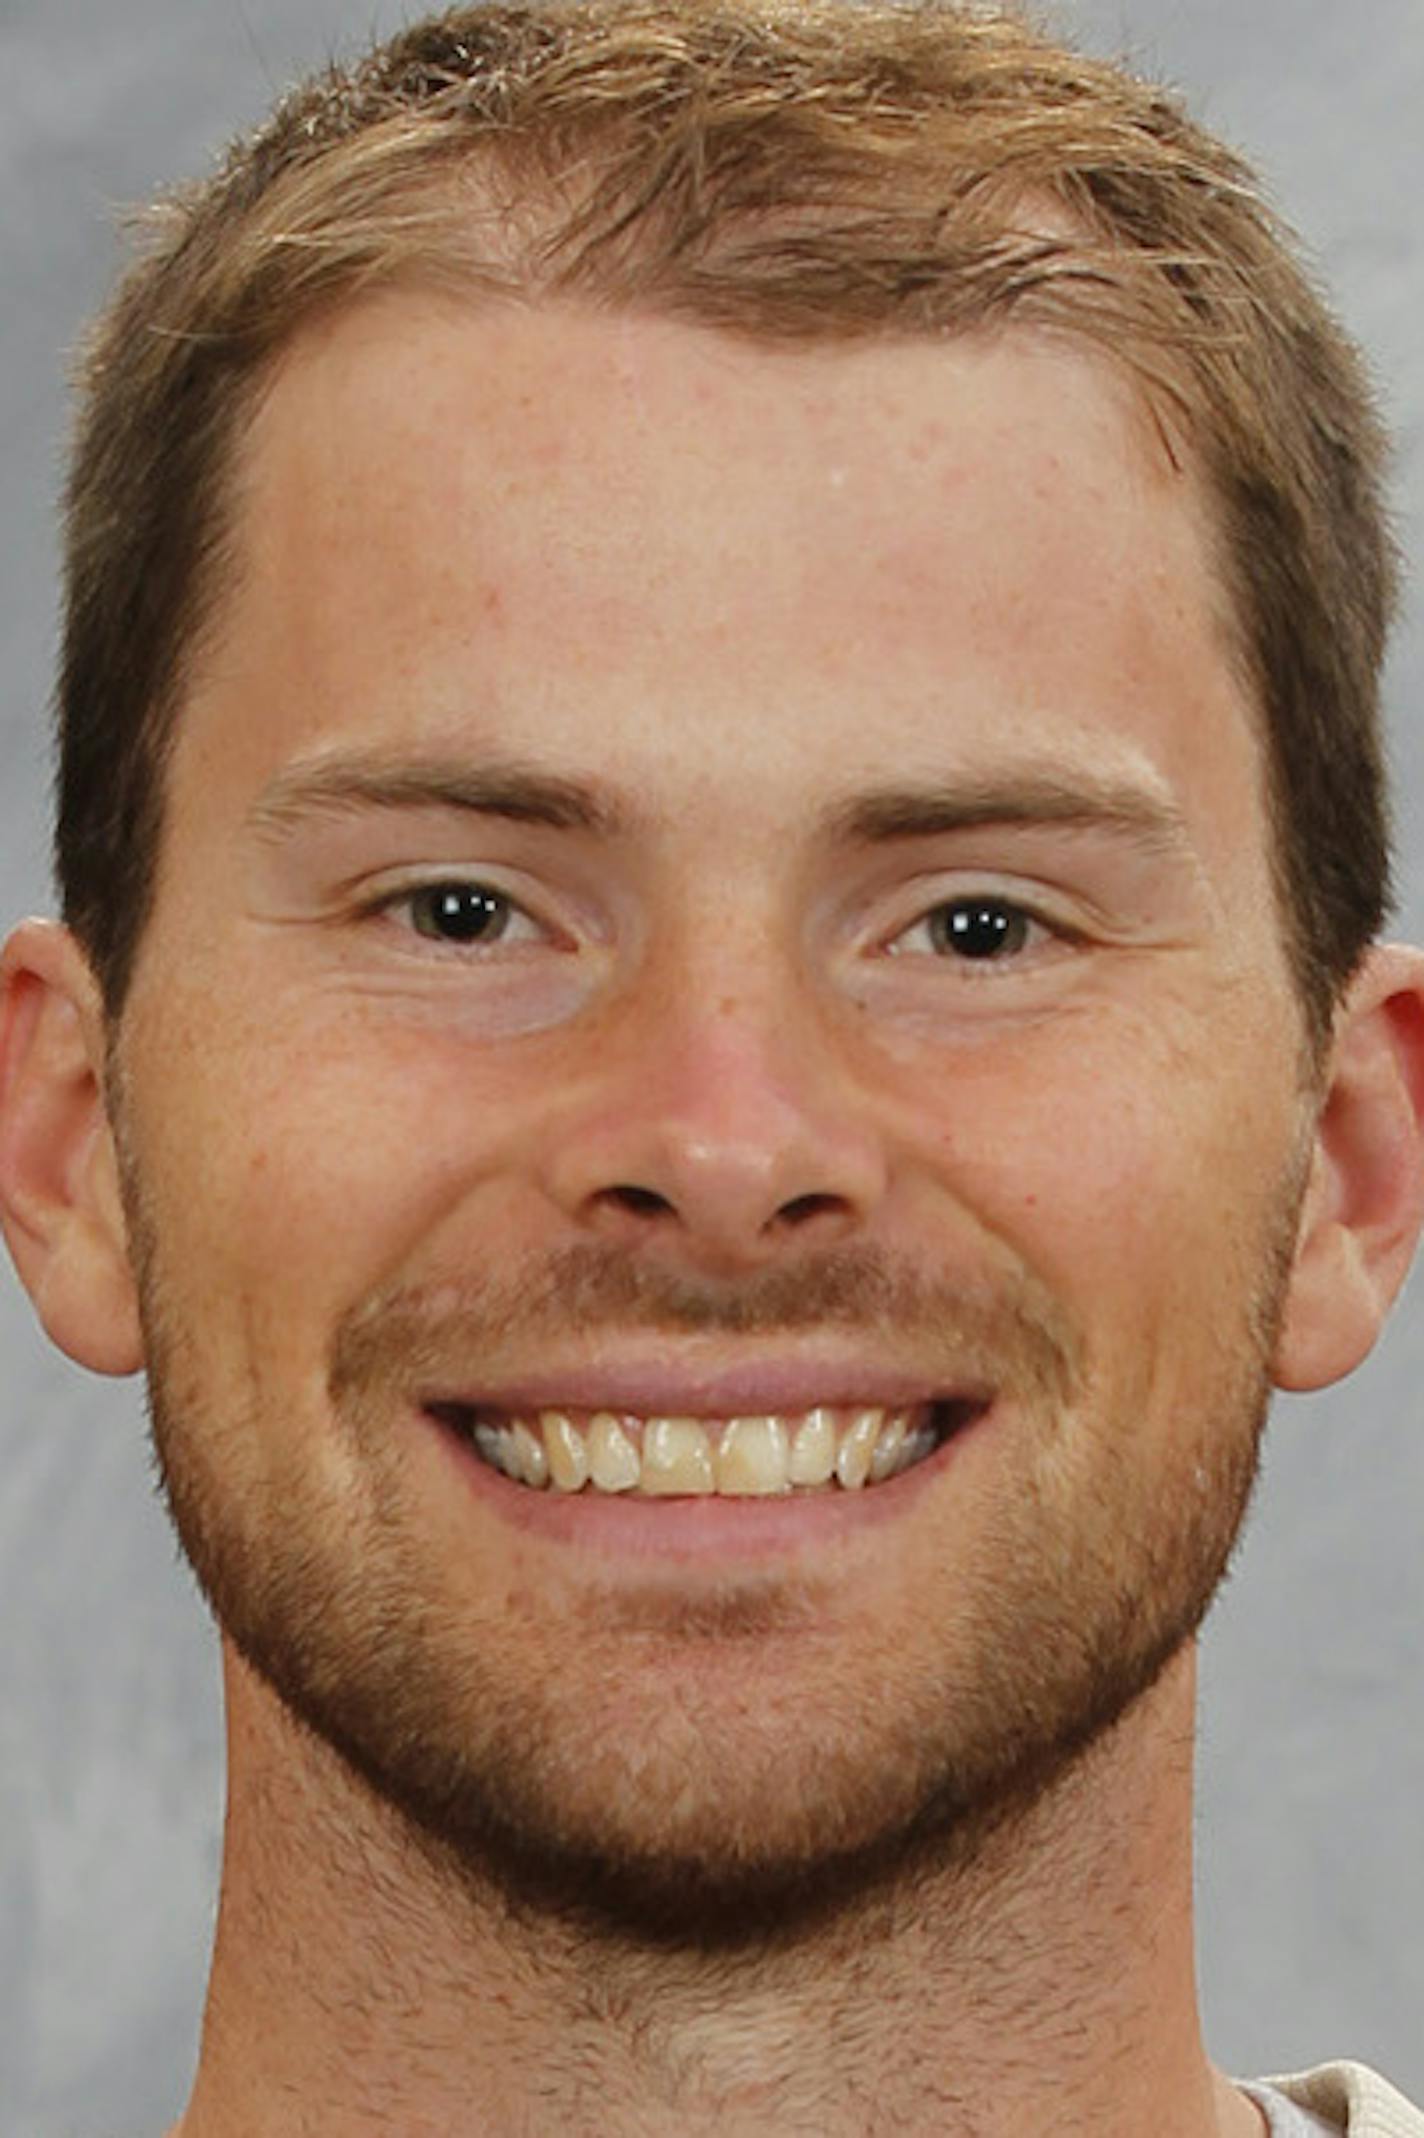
[382,880,543,948]
[891,896,1043,963]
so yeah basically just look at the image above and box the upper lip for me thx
[421,1356,993,1419]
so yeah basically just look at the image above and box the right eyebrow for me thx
[246,751,630,842]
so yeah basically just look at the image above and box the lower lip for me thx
[423,1405,990,1566]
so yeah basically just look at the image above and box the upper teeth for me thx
[466,1405,935,1496]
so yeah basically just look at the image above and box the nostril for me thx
[778,1192,850,1228]
[602,1183,677,1219]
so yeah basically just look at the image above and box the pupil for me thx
[415,884,506,943]
[936,902,1024,959]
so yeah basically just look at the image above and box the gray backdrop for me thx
[2,2,1421,2132]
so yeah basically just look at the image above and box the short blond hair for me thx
[60,0,1396,1044]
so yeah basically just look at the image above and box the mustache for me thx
[329,1242,1083,1411]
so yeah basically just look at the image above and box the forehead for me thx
[185,293,1264,867]
[234,292,1210,608]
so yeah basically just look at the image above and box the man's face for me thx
[111,299,1312,1932]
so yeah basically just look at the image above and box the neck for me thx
[172,1642,1261,2138]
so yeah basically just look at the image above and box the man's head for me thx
[60,0,1394,1051]
[5,1,1422,1953]
[104,303,1330,1938]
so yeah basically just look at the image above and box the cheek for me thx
[902,1002,1302,1338]
[121,989,547,1338]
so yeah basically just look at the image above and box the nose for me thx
[539,972,888,1272]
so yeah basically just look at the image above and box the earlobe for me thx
[1274,944,1424,1392]
[0,919,143,1376]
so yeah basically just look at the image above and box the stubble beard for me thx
[130,1202,1298,1955]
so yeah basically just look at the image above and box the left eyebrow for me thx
[247,751,630,842]
[823,771,1194,860]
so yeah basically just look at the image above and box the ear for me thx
[0,919,143,1375]
[1274,943,1424,1392]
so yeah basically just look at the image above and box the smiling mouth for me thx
[425,1399,985,1497]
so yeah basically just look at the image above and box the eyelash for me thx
[365,879,546,949]
[360,880,1068,973]
[886,895,1064,968]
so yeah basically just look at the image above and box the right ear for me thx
[0,919,143,1375]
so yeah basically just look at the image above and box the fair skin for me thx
[2,300,1423,2137]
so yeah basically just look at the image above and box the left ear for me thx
[1274,944,1424,1391]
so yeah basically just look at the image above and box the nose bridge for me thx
[541,920,888,1259]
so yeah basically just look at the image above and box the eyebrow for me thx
[248,752,627,842]
[247,748,1191,860]
[827,772,1192,858]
